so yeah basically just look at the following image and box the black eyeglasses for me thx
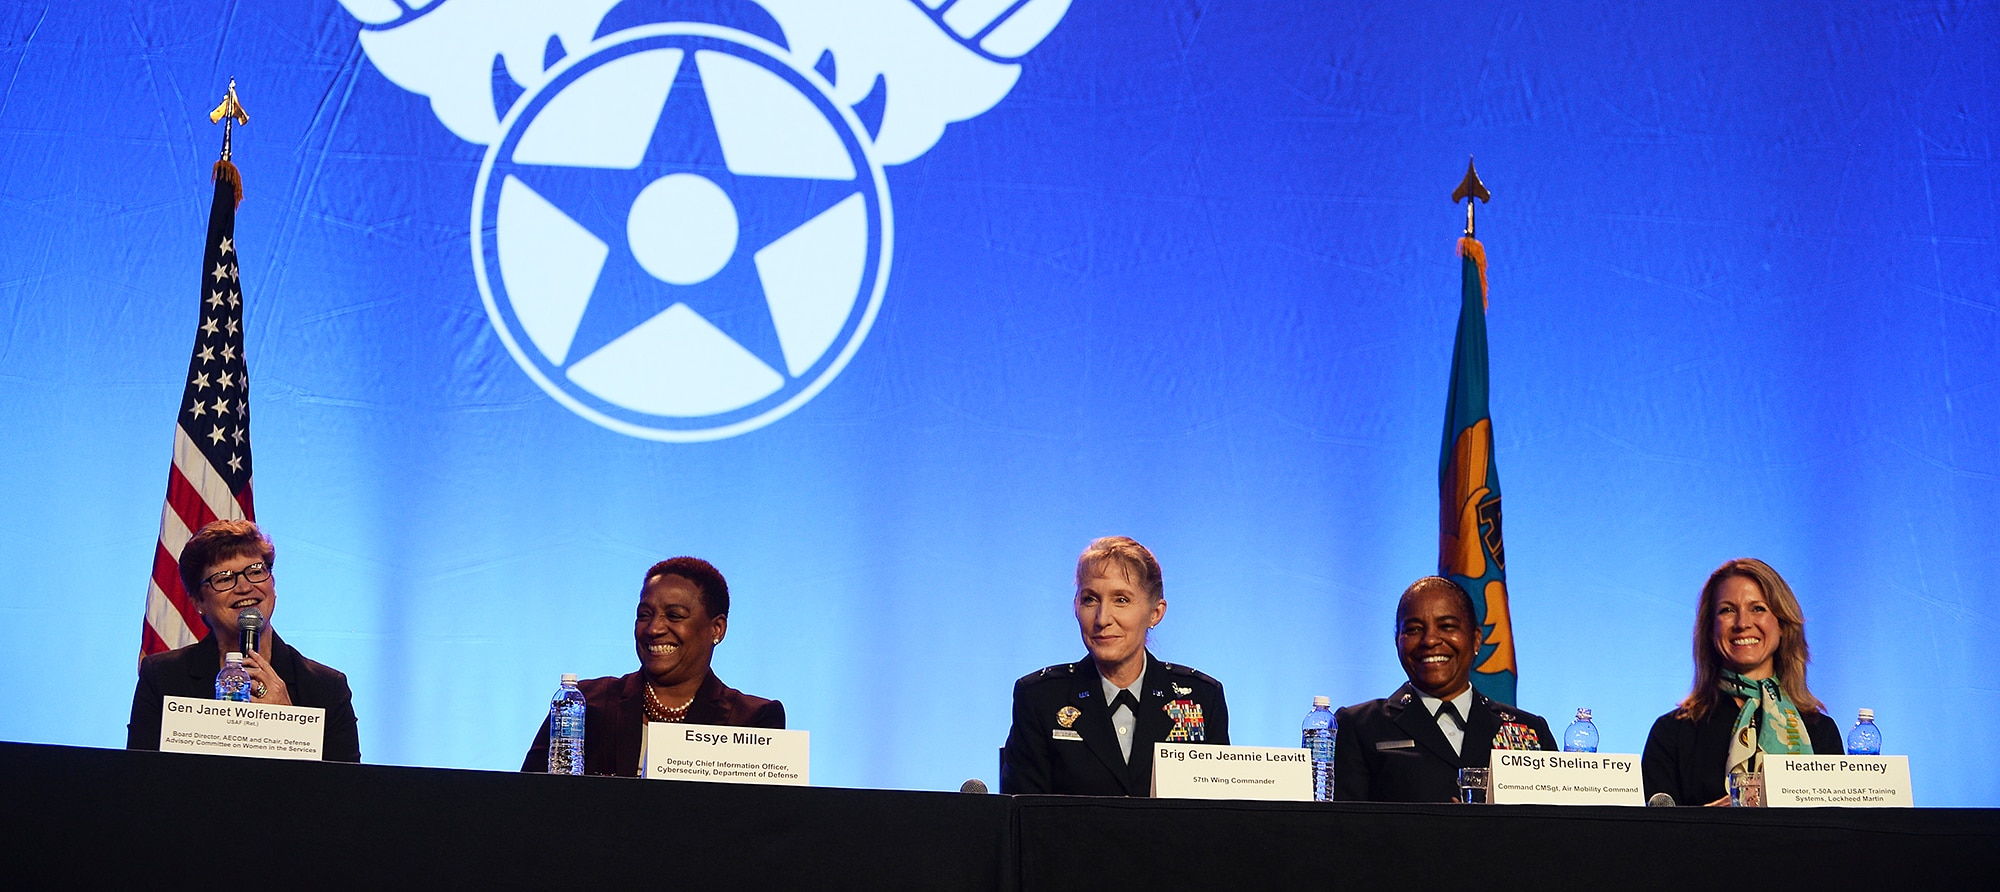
[202,562,271,594]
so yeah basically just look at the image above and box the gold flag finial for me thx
[208,78,249,164]
[1451,156,1490,237]
[209,78,250,127]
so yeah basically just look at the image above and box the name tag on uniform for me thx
[1375,739,1416,751]
[1052,729,1082,741]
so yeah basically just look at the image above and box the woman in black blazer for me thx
[1642,558,1843,806]
[127,520,361,761]
[521,556,783,776]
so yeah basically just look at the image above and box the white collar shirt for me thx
[1099,655,1148,763]
[1417,687,1476,756]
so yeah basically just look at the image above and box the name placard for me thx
[1150,743,1313,801]
[158,695,326,760]
[1489,751,1645,805]
[641,722,809,786]
[1764,754,1912,807]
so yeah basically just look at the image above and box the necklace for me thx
[644,682,695,723]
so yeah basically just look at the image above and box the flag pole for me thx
[141,79,259,659]
[1439,155,1515,705]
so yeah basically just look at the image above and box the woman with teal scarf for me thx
[1642,558,1843,806]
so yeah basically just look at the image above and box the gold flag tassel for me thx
[209,78,250,207]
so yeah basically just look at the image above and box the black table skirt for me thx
[3,742,1992,889]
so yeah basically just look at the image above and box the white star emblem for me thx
[234,398,246,416]
[231,427,244,445]
[226,318,239,336]
[217,370,235,389]
[219,237,233,255]
[211,397,229,415]
[221,344,236,362]
[211,262,228,283]
[189,398,207,418]
[201,317,219,336]
[229,291,240,309]
[227,454,243,472]
[207,290,224,309]
[192,371,211,390]
[228,264,238,281]
[208,425,226,445]
[196,345,215,363]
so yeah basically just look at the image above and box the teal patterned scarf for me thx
[1721,670,1812,777]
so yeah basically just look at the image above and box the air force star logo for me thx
[339,0,1072,440]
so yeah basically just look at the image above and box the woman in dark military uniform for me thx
[1000,536,1229,796]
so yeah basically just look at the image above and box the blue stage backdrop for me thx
[1,1,1995,803]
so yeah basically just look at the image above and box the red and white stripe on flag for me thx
[143,159,255,660]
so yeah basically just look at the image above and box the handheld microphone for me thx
[1647,792,1675,807]
[238,607,264,658]
[959,779,989,794]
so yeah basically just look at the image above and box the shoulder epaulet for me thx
[1480,694,1527,724]
[1157,662,1223,689]
[1016,663,1078,686]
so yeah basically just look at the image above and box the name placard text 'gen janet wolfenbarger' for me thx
[158,695,326,761]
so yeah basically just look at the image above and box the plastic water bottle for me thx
[547,673,586,775]
[1846,708,1882,756]
[215,651,252,701]
[1301,695,1336,801]
[1563,708,1599,753]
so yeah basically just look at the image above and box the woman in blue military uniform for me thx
[1001,536,1229,796]
[1334,576,1556,802]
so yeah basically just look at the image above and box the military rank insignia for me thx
[1164,700,1206,742]
[1056,706,1081,729]
[1493,721,1542,751]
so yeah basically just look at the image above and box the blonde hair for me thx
[1675,558,1822,721]
[1074,536,1163,603]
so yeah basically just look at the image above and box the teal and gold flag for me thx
[1439,235,1518,705]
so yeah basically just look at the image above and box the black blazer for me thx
[521,670,785,777]
[1000,653,1229,796]
[126,631,361,762]
[1333,682,1555,802]
[1642,704,1844,806]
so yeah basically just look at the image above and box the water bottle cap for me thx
[224,652,244,663]
[1857,708,1873,721]
[561,673,579,684]
[1312,695,1330,709]
[1576,707,1592,721]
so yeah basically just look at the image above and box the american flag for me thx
[141,158,255,658]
